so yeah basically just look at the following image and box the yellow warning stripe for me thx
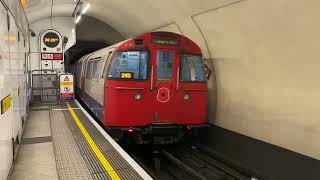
[66,102,121,180]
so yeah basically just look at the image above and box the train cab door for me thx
[151,48,179,124]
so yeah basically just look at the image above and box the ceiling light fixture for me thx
[81,3,91,14]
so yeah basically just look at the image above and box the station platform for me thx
[9,100,152,180]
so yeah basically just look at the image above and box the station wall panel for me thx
[8,13,23,143]
[8,0,17,21]
[0,3,14,180]
[192,0,320,160]
[0,1,29,179]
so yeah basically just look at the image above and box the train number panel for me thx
[120,72,134,79]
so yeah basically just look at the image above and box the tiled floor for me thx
[10,107,58,180]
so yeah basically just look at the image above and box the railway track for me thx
[160,143,260,180]
[120,139,261,180]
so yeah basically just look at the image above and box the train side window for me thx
[92,59,101,79]
[157,50,174,81]
[180,55,206,82]
[107,51,148,80]
[86,60,94,79]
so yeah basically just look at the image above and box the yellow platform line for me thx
[66,102,121,180]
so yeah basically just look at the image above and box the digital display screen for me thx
[43,32,60,48]
[151,38,180,46]
[120,72,134,79]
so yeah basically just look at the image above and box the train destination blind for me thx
[151,38,180,46]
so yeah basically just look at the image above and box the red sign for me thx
[41,53,63,60]
[61,93,74,97]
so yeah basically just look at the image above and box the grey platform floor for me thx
[10,106,58,180]
[9,102,149,180]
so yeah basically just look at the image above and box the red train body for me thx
[73,32,211,144]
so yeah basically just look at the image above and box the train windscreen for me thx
[107,51,148,80]
[180,55,206,82]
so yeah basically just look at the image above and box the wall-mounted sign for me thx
[59,74,74,100]
[1,95,12,114]
[41,53,63,60]
[43,32,60,48]
[40,29,64,73]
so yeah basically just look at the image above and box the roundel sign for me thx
[43,32,60,48]
[157,87,170,103]
[40,30,63,54]
[40,29,64,73]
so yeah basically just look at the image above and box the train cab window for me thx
[180,55,206,82]
[108,51,148,80]
[157,50,174,81]
[86,60,94,79]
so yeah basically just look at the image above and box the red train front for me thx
[104,32,211,144]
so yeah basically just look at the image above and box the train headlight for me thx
[134,92,142,100]
[184,93,190,100]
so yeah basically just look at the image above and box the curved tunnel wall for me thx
[152,0,320,159]
[89,0,320,159]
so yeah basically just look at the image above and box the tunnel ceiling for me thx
[24,0,78,23]
[24,0,239,38]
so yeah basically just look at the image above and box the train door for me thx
[151,48,179,123]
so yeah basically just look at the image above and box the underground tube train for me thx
[72,31,211,144]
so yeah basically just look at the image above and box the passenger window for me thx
[180,55,206,82]
[86,61,94,79]
[108,51,148,80]
[92,59,101,79]
[157,50,174,81]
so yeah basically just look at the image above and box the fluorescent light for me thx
[81,3,90,14]
[75,15,81,23]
